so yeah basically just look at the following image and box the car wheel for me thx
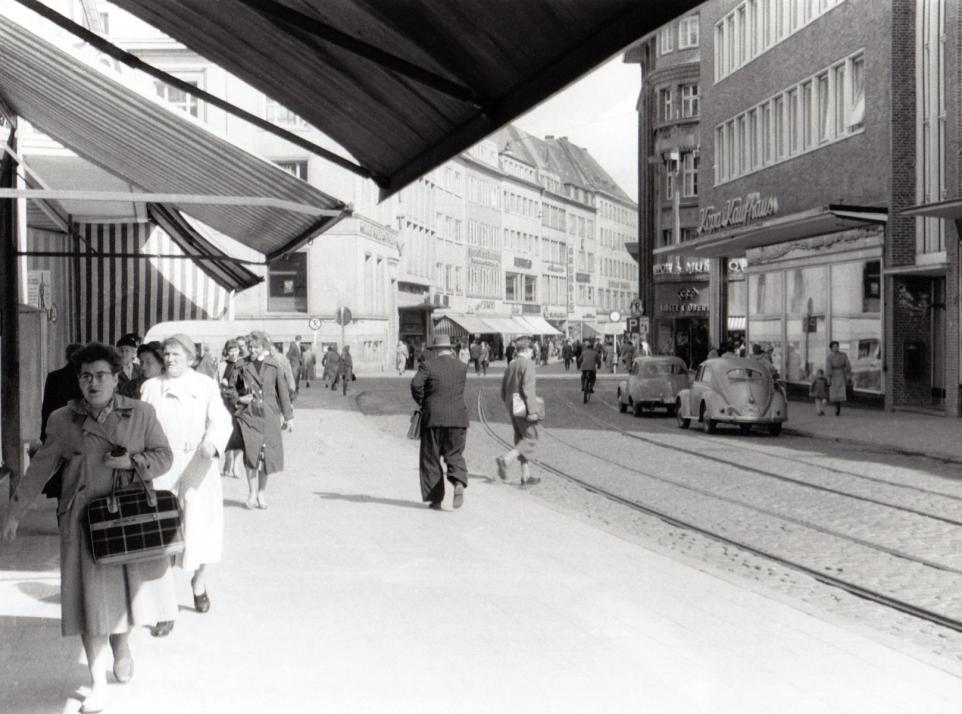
[632,400,643,417]
[738,423,753,436]
[768,422,782,437]
[701,405,717,434]
[676,402,690,429]
[618,391,627,413]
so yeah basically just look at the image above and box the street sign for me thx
[308,317,322,331]
[629,299,643,317]
[608,310,621,322]
[335,306,352,326]
[627,316,640,334]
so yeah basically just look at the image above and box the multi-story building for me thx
[630,0,962,415]
[626,6,712,368]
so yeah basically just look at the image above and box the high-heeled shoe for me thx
[245,495,257,510]
[193,591,211,613]
[256,493,268,510]
[150,620,174,637]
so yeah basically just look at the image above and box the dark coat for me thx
[410,353,468,428]
[40,364,82,442]
[235,356,293,474]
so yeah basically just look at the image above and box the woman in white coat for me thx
[141,334,232,626]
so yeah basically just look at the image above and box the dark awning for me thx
[654,205,888,258]
[148,204,262,292]
[106,0,699,198]
[0,13,350,260]
[902,198,962,220]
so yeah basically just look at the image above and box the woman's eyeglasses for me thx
[79,371,114,384]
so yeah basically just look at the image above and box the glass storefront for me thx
[746,257,882,394]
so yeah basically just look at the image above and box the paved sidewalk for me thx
[1,386,961,713]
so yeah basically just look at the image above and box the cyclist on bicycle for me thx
[577,338,602,395]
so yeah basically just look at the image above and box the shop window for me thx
[267,252,307,313]
[862,260,881,313]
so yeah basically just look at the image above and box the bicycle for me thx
[581,370,596,403]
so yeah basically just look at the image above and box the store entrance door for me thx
[674,317,709,370]
[931,277,946,408]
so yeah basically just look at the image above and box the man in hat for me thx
[410,334,469,510]
[115,334,142,387]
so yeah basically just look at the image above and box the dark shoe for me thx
[495,456,508,481]
[428,501,443,511]
[109,636,133,683]
[150,620,174,638]
[194,591,211,613]
[452,483,464,509]
[525,475,541,485]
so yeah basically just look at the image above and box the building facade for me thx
[630,0,962,415]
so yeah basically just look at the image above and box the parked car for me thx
[617,355,689,416]
[675,357,787,436]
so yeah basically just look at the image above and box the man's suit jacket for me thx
[40,364,82,442]
[410,353,468,428]
[500,354,540,418]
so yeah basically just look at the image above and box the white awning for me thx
[435,314,496,334]
[728,316,747,331]
[584,322,625,337]
[0,13,350,260]
[516,315,562,335]
[484,317,528,335]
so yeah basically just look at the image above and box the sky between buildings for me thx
[514,54,640,202]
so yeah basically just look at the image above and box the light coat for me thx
[141,369,232,571]
[826,351,852,402]
[10,395,176,636]
[501,354,541,418]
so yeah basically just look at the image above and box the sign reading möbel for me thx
[698,192,778,235]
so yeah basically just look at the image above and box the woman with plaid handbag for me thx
[1,342,175,713]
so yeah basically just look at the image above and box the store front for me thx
[653,281,710,369]
[744,226,884,400]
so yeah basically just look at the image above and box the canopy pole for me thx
[15,250,267,265]
[13,0,381,185]
[1,129,21,490]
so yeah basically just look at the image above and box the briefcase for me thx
[86,469,184,566]
[407,409,422,440]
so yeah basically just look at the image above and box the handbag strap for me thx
[108,460,157,513]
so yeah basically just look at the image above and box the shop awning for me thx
[105,0,699,198]
[516,315,563,336]
[902,198,962,219]
[727,316,747,331]
[654,205,888,258]
[435,314,496,335]
[0,13,350,260]
[584,322,625,337]
[484,317,529,335]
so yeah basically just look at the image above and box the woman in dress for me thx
[236,331,293,509]
[395,340,408,376]
[140,334,232,619]
[825,340,853,416]
[2,342,175,713]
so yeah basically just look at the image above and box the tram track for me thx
[477,389,962,635]
[547,387,962,529]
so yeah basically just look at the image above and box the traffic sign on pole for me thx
[308,317,322,331]
[335,307,352,326]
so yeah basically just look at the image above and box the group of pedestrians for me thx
[0,329,296,713]
[410,333,545,510]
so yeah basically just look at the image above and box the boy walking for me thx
[810,368,829,416]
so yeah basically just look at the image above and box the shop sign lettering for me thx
[698,192,778,235]
[473,301,495,311]
[660,303,710,313]
[513,257,532,269]
[469,247,501,266]
[677,287,700,301]
[576,272,591,283]
[608,280,631,290]
[545,263,565,273]
[654,257,711,275]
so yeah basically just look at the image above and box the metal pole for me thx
[1,130,21,491]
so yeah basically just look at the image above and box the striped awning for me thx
[516,315,563,336]
[0,13,349,260]
[484,317,529,335]
[434,314,496,335]
[728,316,747,331]
[432,316,468,340]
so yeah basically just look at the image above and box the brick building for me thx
[630,0,962,414]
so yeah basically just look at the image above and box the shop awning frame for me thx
[434,314,497,335]
[515,315,563,336]
[0,13,351,260]
[654,205,888,259]
[103,0,701,199]
[902,198,962,220]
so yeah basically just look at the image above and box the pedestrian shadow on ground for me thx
[0,615,90,713]
[313,491,427,510]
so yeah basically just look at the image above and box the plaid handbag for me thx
[86,467,184,566]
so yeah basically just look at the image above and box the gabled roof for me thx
[106,0,699,198]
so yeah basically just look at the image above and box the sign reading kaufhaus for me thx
[698,192,778,235]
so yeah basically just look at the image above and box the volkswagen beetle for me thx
[675,357,787,435]
[617,355,689,416]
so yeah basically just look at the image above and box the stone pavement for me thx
[1,385,961,713]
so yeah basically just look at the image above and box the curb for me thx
[781,426,962,465]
